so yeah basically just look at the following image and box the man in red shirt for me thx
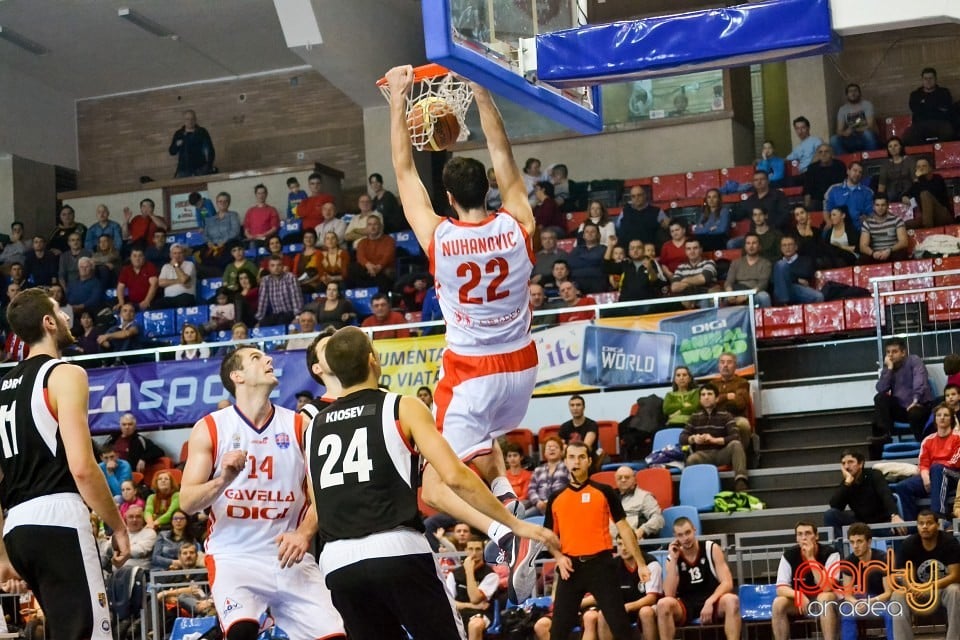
[556,281,596,323]
[350,216,396,292]
[243,184,281,245]
[123,198,167,250]
[117,248,159,311]
[295,172,335,231]
[893,403,960,521]
[360,293,410,339]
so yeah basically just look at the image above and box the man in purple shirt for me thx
[871,337,933,454]
[255,255,302,327]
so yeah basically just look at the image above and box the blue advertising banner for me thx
[579,326,676,388]
[658,306,753,378]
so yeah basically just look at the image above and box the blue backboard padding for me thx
[422,0,603,134]
[537,0,839,87]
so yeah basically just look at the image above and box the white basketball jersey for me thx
[429,211,534,355]
[203,405,308,556]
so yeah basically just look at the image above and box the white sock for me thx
[490,476,515,499]
[488,522,511,545]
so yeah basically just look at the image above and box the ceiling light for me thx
[0,25,49,55]
[117,8,174,38]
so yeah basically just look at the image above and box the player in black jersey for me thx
[299,327,339,424]
[0,287,130,640]
[306,327,557,640]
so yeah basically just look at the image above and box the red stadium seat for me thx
[853,264,894,294]
[504,428,536,458]
[907,227,945,253]
[928,290,960,323]
[596,420,620,458]
[636,468,673,510]
[803,301,845,335]
[685,170,720,199]
[565,211,588,234]
[651,174,687,201]
[720,165,756,186]
[881,115,911,141]
[143,456,174,487]
[814,267,854,291]
[891,259,934,304]
[844,298,884,330]
[591,471,618,489]
[760,305,804,338]
[934,255,960,286]
[932,142,960,169]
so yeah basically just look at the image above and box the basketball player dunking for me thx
[180,347,344,640]
[386,65,550,602]
[0,288,130,640]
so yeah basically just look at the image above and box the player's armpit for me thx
[179,418,229,514]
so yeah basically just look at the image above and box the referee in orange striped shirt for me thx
[545,441,650,639]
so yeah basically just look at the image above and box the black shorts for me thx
[678,596,719,626]
[3,494,111,640]
[326,553,465,640]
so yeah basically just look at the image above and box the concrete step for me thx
[760,442,860,467]
[760,422,872,451]
[759,407,873,431]
[749,483,836,509]
[700,505,824,536]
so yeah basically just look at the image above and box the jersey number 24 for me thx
[316,428,374,489]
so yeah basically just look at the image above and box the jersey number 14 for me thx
[316,428,374,489]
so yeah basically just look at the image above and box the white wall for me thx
[0,66,77,169]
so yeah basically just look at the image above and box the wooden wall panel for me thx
[76,70,365,192]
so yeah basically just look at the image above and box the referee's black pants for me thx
[550,552,633,640]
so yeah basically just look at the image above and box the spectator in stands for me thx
[243,184,281,246]
[417,386,433,410]
[311,281,356,330]
[151,509,201,571]
[315,202,347,247]
[295,174,337,229]
[223,242,259,292]
[872,336,933,445]
[99,442,133,498]
[73,311,101,355]
[905,67,955,146]
[7,262,26,289]
[344,194,382,246]
[892,403,960,521]
[604,242,628,290]
[890,510,960,640]
[830,83,879,154]
[25,236,59,286]
[145,470,181,530]
[556,281,596,323]
[657,221,687,275]
[258,235,293,274]
[286,176,308,220]
[692,189,731,251]
[158,243,197,308]
[156,544,216,622]
[756,140,786,187]
[204,287,236,334]
[902,157,953,229]
[106,413,164,474]
[531,228,567,285]
[57,232,90,290]
[48,205,87,255]
[657,517,741,640]
[502,443,532,511]
[772,235,823,306]
[446,535,500,640]
[550,164,571,210]
[742,170,790,234]
[522,158,547,207]
[791,206,822,261]
[169,109,215,177]
[836,522,896,640]
[176,323,210,360]
[120,505,157,570]
[670,239,719,307]
[200,192,242,268]
[360,293,410,339]
[682,383,749,491]
[611,239,660,307]
[317,230,349,286]
[295,391,313,412]
[824,161,874,231]
[0,222,28,267]
[285,310,318,351]
[664,365,700,426]
[528,282,555,326]
[123,198,167,251]
[231,322,249,343]
[97,303,142,353]
[85,204,123,252]
[291,229,322,292]
[559,394,598,452]
[255,255,301,327]
[747,208,784,264]
[117,247,159,311]
[485,168,501,211]
[859,194,909,264]
[541,259,573,296]
[350,215,396,292]
[803,143,848,212]
[876,136,917,204]
[619,185,668,250]
[786,115,824,174]
[66,257,104,320]
[92,235,121,287]
[771,521,840,640]
[644,242,671,290]
[532,180,564,236]
[923,383,960,437]
[724,233,772,308]
[236,271,259,327]
[528,435,569,515]
[145,229,170,270]
[566,221,608,294]
[614,465,664,539]
[578,200,617,246]
[369,172,407,233]
[715,351,755,449]
[821,205,860,267]
[119,480,144,519]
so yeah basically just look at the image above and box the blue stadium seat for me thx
[279,219,303,240]
[652,428,684,452]
[175,306,210,333]
[283,243,304,255]
[244,246,269,260]
[662,505,701,535]
[893,378,938,439]
[881,441,921,460]
[167,232,189,246]
[183,231,206,247]
[739,584,776,621]
[199,278,224,302]
[390,231,422,256]
[601,460,646,471]
[141,309,176,339]
[104,288,117,304]
[679,464,720,513]
[210,330,233,343]
[251,325,287,351]
[345,287,379,317]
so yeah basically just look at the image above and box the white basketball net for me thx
[380,71,474,151]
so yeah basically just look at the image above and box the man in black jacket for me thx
[824,449,905,537]
[105,413,165,473]
[905,67,955,146]
[771,236,823,305]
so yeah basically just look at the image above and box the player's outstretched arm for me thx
[52,364,129,564]
[386,65,442,251]
[472,84,535,236]
[401,396,559,550]
[179,419,246,514]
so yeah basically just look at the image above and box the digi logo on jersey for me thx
[224,488,295,519]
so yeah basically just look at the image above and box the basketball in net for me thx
[379,64,473,152]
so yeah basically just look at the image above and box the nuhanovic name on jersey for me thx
[325,404,376,423]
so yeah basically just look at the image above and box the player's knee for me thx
[582,608,600,627]
[533,616,552,635]
[772,595,793,615]
[225,621,260,640]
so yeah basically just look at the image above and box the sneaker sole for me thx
[509,538,545,604]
